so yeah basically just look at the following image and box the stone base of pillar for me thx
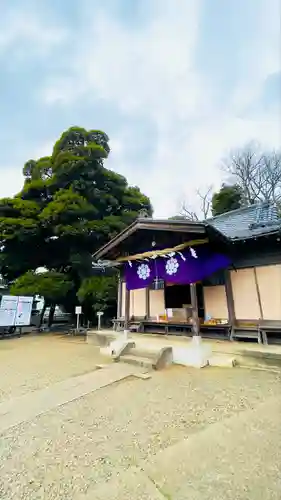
[172,336,211,368]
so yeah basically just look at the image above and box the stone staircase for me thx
[117,344,173,371]
[87,330,281,372]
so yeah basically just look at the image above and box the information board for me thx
[0,295,18,327]
[0,295,33,327]
[15,296,33,326]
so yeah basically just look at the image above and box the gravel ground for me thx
[0,334,108,402]
[0,362,280,499]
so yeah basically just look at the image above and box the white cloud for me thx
[31,0,281,216]
[0,139,55,200]
[0,167,24,199]
[0,8,67,57]
[33,140,55,159]
[229,0,281,114]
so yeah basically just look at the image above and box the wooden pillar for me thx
[224,270,235,325]
[145,286,150,319]
[254,267,263,319]
[190,283,200,335]
[124,286,130,331]
[117,275,123,319]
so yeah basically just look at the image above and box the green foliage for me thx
[168,215,187,220]
[212,184,243,216]
[0,125,152,316]
[10,271,73,303]
[77,275,117,322]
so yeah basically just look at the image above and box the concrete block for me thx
[86,332,98,345]
[110,339,136,359]
[172,337,211,368]
[100,339,136,360]
[96,332,118,347]
[208,355,236,368]
[100,346,113,357]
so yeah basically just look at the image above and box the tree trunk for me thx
[48,304,56,328]
[39,302,47,328]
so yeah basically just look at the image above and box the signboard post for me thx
[75,306,82,333]
[96,311,104,330]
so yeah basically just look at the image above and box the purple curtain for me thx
[125,247,231,290]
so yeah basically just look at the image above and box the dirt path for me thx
[0,357,280,498]
[0,334,110,402]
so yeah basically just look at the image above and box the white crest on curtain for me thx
[165,257,179,275]
[137,263,150,280]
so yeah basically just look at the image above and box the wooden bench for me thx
[230,319,262,344]
[259,320,281,345]
[142,320,169,334]
[129,317,144,332]
[200,323,231,340]
[112,318,144,332]
[168,321,193,335]
[140,320,193,336]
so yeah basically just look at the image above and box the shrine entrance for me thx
[93,217,232,338]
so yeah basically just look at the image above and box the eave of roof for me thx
[207,202,281,241]
[93,217,222,261]
[93,203,281,262]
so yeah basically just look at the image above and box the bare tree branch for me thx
[179,205,199,221]
[196,185,213,219]
[179,185,213,221]
[222,141,281,205]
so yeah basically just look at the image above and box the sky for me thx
[0,0,280,217]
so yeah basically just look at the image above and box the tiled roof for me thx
[207,203,281,240]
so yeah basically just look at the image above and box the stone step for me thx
[127,346,160,360]
[121,345,173,370]
[120,354,154,370]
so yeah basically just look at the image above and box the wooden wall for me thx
[149,289,166,317]
[231,268,260,319]
[230,264,281,320]
[121,283,146,317]
[203,285,228,319]
[119,264,281,322]
[254,265,281,320]
[130,288,146,317]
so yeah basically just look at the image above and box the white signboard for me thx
[75,306,82,315]
[0,295,18,309]
[0,295,33,327]
[15,296,33,326]
[0,295,18,327]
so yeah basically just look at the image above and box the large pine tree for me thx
[0,127,152,323]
